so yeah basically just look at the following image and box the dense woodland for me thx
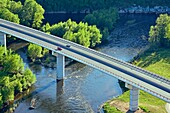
[0,47,36,108]
[33,0,170,12]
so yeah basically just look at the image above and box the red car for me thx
[57,47,62,51]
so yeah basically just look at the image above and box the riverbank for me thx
[44,6,170,15]
[103,47,170,113]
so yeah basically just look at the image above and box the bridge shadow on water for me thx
[10,79,64,112]
[23,79,64,100]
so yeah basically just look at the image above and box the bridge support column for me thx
[125,83,139,111]
[0,32,6,48]
[56,54,65,80]
[130,86,139,111]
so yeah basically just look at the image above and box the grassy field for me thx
[103,47,170,113]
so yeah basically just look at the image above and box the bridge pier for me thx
[126,83,139,111]
[52,51,65,80]
[0,32,6,48]
[56,54,65,80]
[56,79,64,102]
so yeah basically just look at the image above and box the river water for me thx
[13,14,157,113]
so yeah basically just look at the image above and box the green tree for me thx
[14,79,23,92]
[1,78,14,102]
[36,0,170,12]
[27,43,42,61]
[0,76,10,87]
[101,28,109,41]
[84,8,118,41]
[165,23,170,47]
[41,23,51,33]
[20,77,27,89]
[83,14,96,25]
[75,29,90,47]
[47,19,102,47]
[0,0,8,8]
[49,22,66,37]
[19,0,44,28]
[0,46,5,64]
[7,1,23,14]
[0,47,36,108]
[88,25,102,47]
[63,30,76,42]
[84,8,118,32]
[0,8,20,23]
[0,91,3,108]
[2,54,24,74]
[149,14,170,47]
[42,48,49,56]
[23,68,36,87]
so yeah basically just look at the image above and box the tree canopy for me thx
[27,43,43,61]
[84,8,118,40]
[0,0,44,28]
[42,19,102,48]
[36,0,170,12]
[0,46,36,109]
[0,8,20,23]
[19,0,45,28]
[149,14,170,47]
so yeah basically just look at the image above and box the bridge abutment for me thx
[126,83,139,111]
[0,32,6,48]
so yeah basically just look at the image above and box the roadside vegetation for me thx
[103,14,170,113]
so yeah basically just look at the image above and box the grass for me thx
[104,47,170,113]
[103,103,123,113]
[134,47,170,79]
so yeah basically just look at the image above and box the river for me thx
[12,14,157,113]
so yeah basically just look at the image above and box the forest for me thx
[34,0,170,12]
[0,47,36,109]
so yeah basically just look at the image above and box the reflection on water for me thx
[14,14,157,113]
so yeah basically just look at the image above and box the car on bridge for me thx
[66,45,70,47]
[56,46,62,51]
